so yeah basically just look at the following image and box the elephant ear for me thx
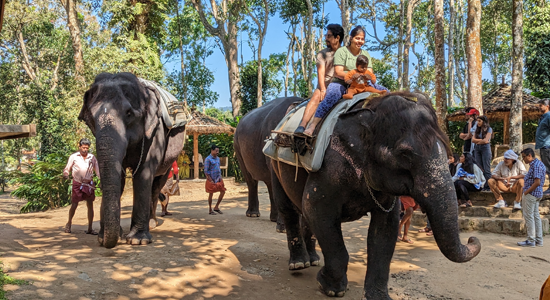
[79,85,99,135]
[142,84,162,140]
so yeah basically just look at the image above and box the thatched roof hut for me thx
[446,84,543,144]
[186,111,235,179]
[186,111,235,135]
[447,84,543,122]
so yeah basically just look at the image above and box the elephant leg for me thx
[305,204,348,297]
[301,216,320,266]
[272,174,310,270]
[149,174,167,229]
[363,196,400,300]
[99,170,125,245]
[245,179,260,217]
[126,172,153,245]
[266,180,278,222]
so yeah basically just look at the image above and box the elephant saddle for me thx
[262,92,370,172]
[138,78,192,129]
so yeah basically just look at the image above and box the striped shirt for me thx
[523,158,546,198]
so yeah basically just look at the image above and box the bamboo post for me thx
[503,111,510,145]
[193,132,199,179]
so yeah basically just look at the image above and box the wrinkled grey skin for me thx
[268,93,481,299]
[79,72,186,249]
[234,97,302,231]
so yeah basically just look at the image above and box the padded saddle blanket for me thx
[262,92,371,172]
[139,78,191,129]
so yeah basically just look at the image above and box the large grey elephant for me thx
[79,72,186,248]
[233,97,302,231]
[244,93,481,299]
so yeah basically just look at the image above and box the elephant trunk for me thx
[413,163,481,263]
[96,132,126,249]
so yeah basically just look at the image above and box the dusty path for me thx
[1,180,549,300]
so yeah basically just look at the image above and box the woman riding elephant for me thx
[303,25,374,136]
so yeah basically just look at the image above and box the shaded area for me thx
[0,180,548,299]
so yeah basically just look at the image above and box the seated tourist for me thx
[489,150,526,210]
[452,152,486,207]
[448,153,460,176]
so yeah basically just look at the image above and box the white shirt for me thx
[491,160,527,184]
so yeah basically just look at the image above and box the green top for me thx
[332,46,373,85]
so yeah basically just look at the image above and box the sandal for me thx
[401,238,414,244]
[64,226,71,233]
[459,203,467,208]
[418,228,430,233]
[426,232,433,236]
[85,230,98,235]
[465,202,473,207]
[214,209,223,214]
[209,211,217,215]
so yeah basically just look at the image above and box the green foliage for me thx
[525,5,550,98]
[9,153,72,213]
[0,261,28,300]
[371,57,399,91]
[239,53,286,115]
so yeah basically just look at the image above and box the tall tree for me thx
[247,0,270,108]
[448,0,455,106]
[466,0,483,113]
[434,0,447,131]
[509,0,524,152]
[402,0,420,89]
[59,0,84,82]
[191,0,245,117]
[336,0,351,44]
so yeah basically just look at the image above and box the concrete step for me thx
[458,205,550,219]
[469,191,550,207]
[412,212,550,237]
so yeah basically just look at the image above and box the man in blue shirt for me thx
[517,148,545,247]
[204,145,226,215]
[535,98,550,195]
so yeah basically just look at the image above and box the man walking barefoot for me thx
[63,138,100,234]
[204,145,226,215]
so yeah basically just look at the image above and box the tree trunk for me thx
[60,0,84,80]
[398,0,405,90]
[448,0,455,107]
[191,0,242,117]
[403,0,419,90]
[305,0,314,96]
[253,0,269,108]
[466,0,483,113]
[175,0,187,106]
[510,0,524,152]
[337,0,351,44]
[434,0,447,132]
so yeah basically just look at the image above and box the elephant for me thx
[248,93,481,299]
[79,72,186,248]
[233,97,302,232]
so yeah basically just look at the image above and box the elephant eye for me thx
[126,109,132,117]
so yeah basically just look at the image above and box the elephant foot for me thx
[361,291,392,300]
[317,267,348,297]
[288,250,311,270]
[126,228,152,245]
[246,209,261,218]
[97,227,123,248]
[276,222,286,233]
[309,252,321,266]
[149,218,158,230]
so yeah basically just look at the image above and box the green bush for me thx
[9,153,72,213]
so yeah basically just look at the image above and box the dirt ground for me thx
[0,179,549,300]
